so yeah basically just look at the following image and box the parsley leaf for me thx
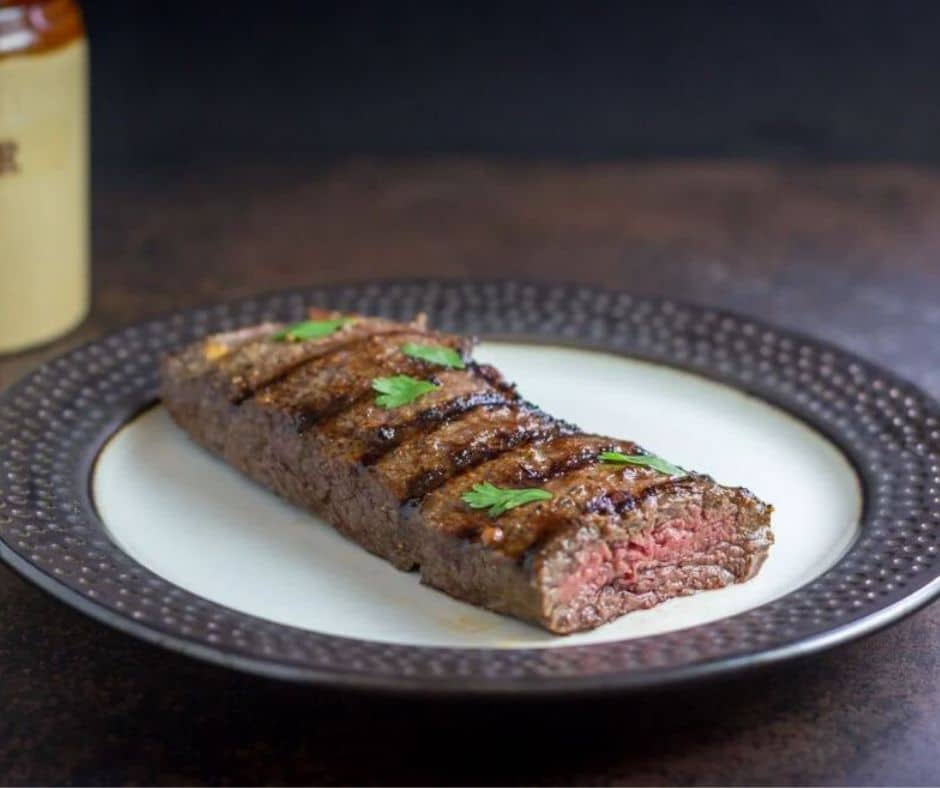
[598,451,685,476]
[401,341,465,370]
[461,482,553,517]
[372,375,439,409]
[271,318,352,342]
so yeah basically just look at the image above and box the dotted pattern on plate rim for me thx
[0,281,938,687]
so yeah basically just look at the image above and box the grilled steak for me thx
[160,309,773,634]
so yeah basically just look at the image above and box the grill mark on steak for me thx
[359,389,515,465]
[419,434,632,534]
[160,311,775,634]
[582,477,689,515]
[505,435,635,486]
[294,388,375,433]
[421,437,659,554]
[373,400,557,505]
[375,403,569,503]
[232,327,441,404]
[217,316,403,401]
[254,331,461,431]
[312,368,512,464]
[230,334,376,405]
[465,361,518,396]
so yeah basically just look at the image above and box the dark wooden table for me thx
[1,160,938,785]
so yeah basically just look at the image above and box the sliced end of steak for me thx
[417,438,773,633]
[533,479,773,633]
[160,311,775,635]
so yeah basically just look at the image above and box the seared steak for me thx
[160,309,773,634]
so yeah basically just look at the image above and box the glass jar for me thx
[0,0,88,353]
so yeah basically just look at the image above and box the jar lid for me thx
[0,0,84,58]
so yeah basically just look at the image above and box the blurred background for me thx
[43,0,930,393]
[2,0,938,386]
[2,3,940,784]
[89,0,940,171]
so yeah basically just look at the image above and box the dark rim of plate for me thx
[1,280,939,696]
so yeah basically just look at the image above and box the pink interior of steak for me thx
[165,313,773,636]
[541,493,770,633]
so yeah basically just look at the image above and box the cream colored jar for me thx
[0,0,88,353]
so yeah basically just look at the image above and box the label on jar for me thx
[0,38,89,353]
[0,139,19,175]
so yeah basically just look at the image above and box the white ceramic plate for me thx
[4,283,938,692]
[94,342,862,649]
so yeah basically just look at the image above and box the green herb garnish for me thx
[598,451,685,476]
[401,342,465,370]
[461,482,553,518]
[271,318,352,342]
[372,375,439,409]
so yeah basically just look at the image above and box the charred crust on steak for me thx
[380,403,566,501]
[358,391,514,466]
[254,332,461,429]
[465,361,518,396]
[159,310,774,635]
[225,323,472,404]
